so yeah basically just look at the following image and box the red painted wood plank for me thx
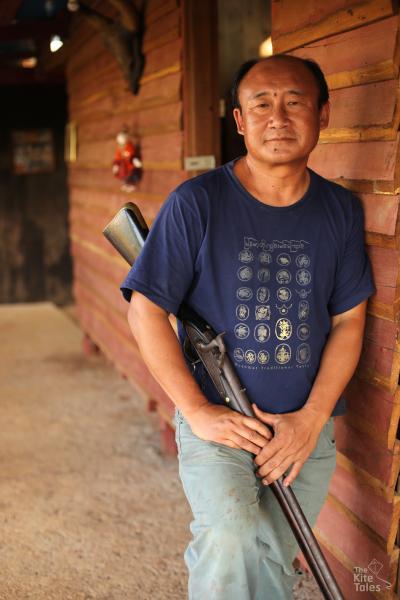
[316,499,397,588]
[142,37,182,78]
[328,80,397,129]
[143,8,179,48]
[69,182,165,224]
[358,339,396,381]
[330,464,399,546]
[366,246,399,306]
[359,194,399,236]
[345,378,397,443]
[141,130,183,163]
[77,302,174,416]
[289,15,398,76]
[364,315,399,349]
[308,138,398,182]
[70,166,184,200]
[335,419,399,486]
[272,0,392,38]
[70,240,127,286]
[316,545,377,600]
[77,102,183,142]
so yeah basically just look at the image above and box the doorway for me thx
[218,0,272,164]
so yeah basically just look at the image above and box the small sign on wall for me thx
[11,129,55,175]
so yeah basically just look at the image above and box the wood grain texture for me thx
[335,420,400,488]
[289,15,399,87]
[315,496,399,589]
[359,194,399,236]
[345,378,400,449]
[272,0,395,53]
[308,137,399,182]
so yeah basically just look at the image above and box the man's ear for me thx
[319,101,330,131]
[233,107,245,136]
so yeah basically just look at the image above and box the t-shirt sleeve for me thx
[120,190,205,315]
[328,195,375,316]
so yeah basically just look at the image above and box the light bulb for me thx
[50,35,63,53]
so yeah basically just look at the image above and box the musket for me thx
[103,202,344,600]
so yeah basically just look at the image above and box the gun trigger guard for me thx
[196,332,227,369]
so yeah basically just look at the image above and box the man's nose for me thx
[268,103,288,127]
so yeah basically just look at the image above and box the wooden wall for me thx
[272,1,400,596]
[66,0,186,428]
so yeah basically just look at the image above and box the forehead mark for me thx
[250,89,306,100]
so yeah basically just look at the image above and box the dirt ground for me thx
[0,302,321,600]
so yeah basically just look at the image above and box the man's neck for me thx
[234,156,310,207]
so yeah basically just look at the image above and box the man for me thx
[121,55,375,599]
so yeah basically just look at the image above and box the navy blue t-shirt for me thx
[121,161,375,416]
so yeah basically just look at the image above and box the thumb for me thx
[252,403,278,425]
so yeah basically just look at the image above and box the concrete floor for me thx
[0,302,321,600]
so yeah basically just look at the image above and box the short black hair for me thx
[231,55,329,111]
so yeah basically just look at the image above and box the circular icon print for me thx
[275,318,292,341]
[236,304,250,321]
[257,350,270,365]
[277,287,292,302]
[277,253,291,266]
[233,348,244,362]
[257,268,270,282]
[276,269,291,284]
[245,350,257,364]
[238,249,254,263]
[296,254,311,268]
[297,323,310,341]
[296,269,312,286]
[236,287,253,301]
[258,251,272,264]
[256,287,270,303]
[275,344,291,364]
[234,323,250,339]
[296,343,311,364]
[298,300,309,320]
[255,305,271,321]
[254,323,270,342]
[237,266,253,281]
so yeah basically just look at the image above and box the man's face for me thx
[233,58,329,168]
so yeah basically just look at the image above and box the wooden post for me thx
[181,0,220,170]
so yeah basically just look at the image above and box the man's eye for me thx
[288,101,299,106]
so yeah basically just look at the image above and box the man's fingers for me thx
[234,424,271,448]
[243,417,273,440]
[224,432,264,455]
[253,437,284,466]
[261,456,294,485]
[283,461,304,487]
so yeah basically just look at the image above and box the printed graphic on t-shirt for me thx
[234,237,312,371]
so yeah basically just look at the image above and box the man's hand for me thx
[184,403,273,455]
[252,404,326,487]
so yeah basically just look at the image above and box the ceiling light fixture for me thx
[50,35,63,53]
[259,36,273,57]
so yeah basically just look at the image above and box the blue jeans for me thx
[174,408,336,600]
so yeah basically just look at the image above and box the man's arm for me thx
[253,299,367,486]
[128,291,273,453]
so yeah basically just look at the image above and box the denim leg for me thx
[175,409,336,600]
[256,418,337,599]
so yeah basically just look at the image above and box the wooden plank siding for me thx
[66,0,186,424]
[271,1,400,592]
